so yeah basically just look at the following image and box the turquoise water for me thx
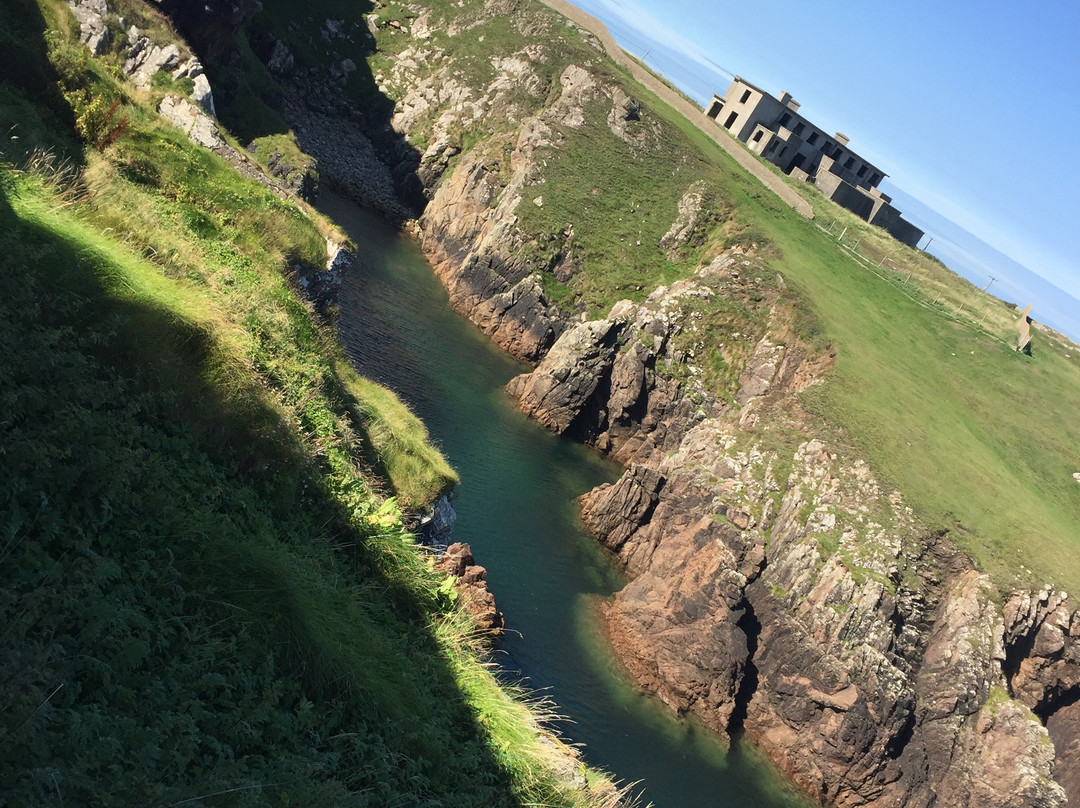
[321,191,810,808]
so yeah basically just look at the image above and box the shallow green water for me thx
[321,191,811,808]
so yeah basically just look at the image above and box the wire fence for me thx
[810,217,1019,351]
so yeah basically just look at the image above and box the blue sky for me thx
[566,0,1080,340]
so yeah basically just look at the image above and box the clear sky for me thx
[566,0,1080,340]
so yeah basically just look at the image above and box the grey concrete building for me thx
[706,77,924,247]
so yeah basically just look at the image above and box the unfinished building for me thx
[706,77,924,247]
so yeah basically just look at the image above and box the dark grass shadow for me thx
[0,171,532,807]
[0,6,529,795]
[0,0,83,161]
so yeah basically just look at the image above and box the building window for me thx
[857,165,868,178]
[724,111,739,129]
[820,141,831,152]
[778,147,787,158]
[740,89,751,103]
[844,156,855,169]
[807,132,818,145]
[793,122,805,135]
[869,172,881,185]
[752,130,763,142]
[779,112,791,127]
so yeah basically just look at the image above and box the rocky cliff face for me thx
[412,61,630,361]
[238,4,1078,806]
[434,542,506,638]
[382,15,682,361]
[401,68,1073,808]
[526,281,1074,807]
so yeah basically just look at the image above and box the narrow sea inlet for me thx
[320,190,810,808]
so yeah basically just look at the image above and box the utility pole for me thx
[922,236,934,251]
[982,276,997,294]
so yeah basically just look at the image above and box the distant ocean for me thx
[885,183,1080,345]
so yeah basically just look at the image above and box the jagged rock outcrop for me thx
[67,0,111,55]
[124,35,180,88]
[579,464,664,557]
[1003,589,1079,712]
[660,180,711,260]
[124,28,216,116]
[1002,589,1080,804]
[507,318,623,432]
[412,494,459,547]
[158,95,224,149]
[435,542,505,637]
[413,62,629,361]
[66,1,217,115]
[1047,702,1080,802]
[505,252,778,464]
[421,151,567,360]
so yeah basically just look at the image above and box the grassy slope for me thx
[0,2,613,805]
[644,90,1080,590]
[595,57,1080,593]
[343,0,1080,593]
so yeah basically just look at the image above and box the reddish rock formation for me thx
[1047,702,1080,803]
[434,542,505,638]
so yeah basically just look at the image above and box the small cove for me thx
[321,190,811,808]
